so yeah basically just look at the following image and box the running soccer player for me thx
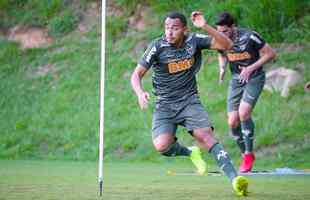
[216,12,276,172]
[131,11,248,196]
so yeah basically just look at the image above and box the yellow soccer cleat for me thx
[232,176,249,196]
[189,146,207,175]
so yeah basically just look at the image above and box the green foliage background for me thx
[0,0,309,168]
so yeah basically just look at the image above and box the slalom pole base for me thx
[99,180,103,196]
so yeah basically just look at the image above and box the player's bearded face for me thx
[217,25,234,39]
[164,18,186,45]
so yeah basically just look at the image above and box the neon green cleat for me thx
[188,146,207,175]
[232,176,249,196]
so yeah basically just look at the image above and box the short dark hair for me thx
[165,12,187,26]
[215,12,235,27]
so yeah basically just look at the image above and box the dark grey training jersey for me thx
[139,33,212,104]
[220,28,266,78]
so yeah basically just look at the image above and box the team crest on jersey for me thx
[186,46,193,55]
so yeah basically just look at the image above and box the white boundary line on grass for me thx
[167,171,310,176]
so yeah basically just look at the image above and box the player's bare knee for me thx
[153,141,169,152]
[239,102,253,121]
[239,109,251,121]
[154,139,183,157]
[153,135,174,152]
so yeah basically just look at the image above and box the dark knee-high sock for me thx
[241,118,254,153]
[161,142,191,157]
[210,143,237,182]
[231,125,245,154]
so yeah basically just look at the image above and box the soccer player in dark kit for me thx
[216,12,276,173]
[131,11,248,196]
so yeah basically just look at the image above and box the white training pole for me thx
[98,0,106,196]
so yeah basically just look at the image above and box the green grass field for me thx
[0,2,309,199]
[0,160,309,200]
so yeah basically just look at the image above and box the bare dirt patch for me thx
[8,26,53,49]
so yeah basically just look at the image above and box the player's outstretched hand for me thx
[191,11,206,28]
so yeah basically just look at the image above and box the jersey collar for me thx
[161,34,189,48]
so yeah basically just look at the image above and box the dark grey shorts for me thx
[152,94,213,139]
[227,72,265,112]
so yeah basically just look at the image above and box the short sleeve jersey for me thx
[139,33,212,104]
[221,28,266,77]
